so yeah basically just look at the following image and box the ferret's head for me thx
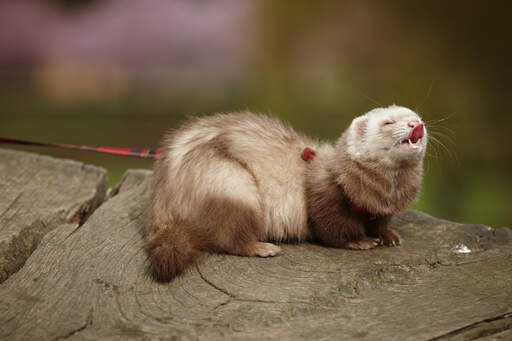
[344,105,427,166]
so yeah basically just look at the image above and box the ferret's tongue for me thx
[409,124,424,143]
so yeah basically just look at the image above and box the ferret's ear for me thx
[351,116,368,140]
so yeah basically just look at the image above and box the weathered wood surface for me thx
[0,150,511,340]
[0,149,107,283]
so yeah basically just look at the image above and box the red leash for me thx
[0,137,161,159]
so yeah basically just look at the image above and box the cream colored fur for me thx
[156,113,318,242]
[152,106,426,242]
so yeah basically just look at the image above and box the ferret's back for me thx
[162,112,314,240]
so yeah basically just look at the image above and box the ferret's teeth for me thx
[407,139,419,149]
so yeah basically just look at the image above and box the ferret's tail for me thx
[145,223,200,282]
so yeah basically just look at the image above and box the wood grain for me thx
[0,160,511,340]
[0,149,107,283]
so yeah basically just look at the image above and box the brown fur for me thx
[145,222,200,281]
[335,139,423,216]
[199,196,265,255]
[304,146,404,249]
[303,127,423,249]
[305,165,366,247]
[145,108,426,281]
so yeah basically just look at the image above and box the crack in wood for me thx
[195,263,235,298]
[429,312,512,340]
[52,306,94,341]
[0,190,24,220]
[212,298,232,311]
[70,187,107,227]
[195,264,319,307]
[0,219,56,283]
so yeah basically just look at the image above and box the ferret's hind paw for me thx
[345,237,380,250]
[254,242,282,257]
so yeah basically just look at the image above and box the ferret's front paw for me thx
[254,242,281,257]
[379,229,401,247]
[345,237,380,250]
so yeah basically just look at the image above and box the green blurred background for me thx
[1,0,510,228]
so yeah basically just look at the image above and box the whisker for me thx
[424,114,454,125]
[428,130,457,147]
[424,149,438,174]
[416,80,436,113]
[426,125,456,134]
[356,90,383,107]
[428,135,459,165]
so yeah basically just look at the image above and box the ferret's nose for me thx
[408,120,420,128]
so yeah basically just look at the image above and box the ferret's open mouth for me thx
[400,137,421,149]
[400,124,424,150]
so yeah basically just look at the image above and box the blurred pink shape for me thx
[0,0,253,79]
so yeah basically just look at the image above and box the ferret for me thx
[145,105,427,281]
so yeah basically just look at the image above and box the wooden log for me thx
[0,149,107,283]
[0,161,511,340]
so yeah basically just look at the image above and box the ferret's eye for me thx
[383,120,395,126]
